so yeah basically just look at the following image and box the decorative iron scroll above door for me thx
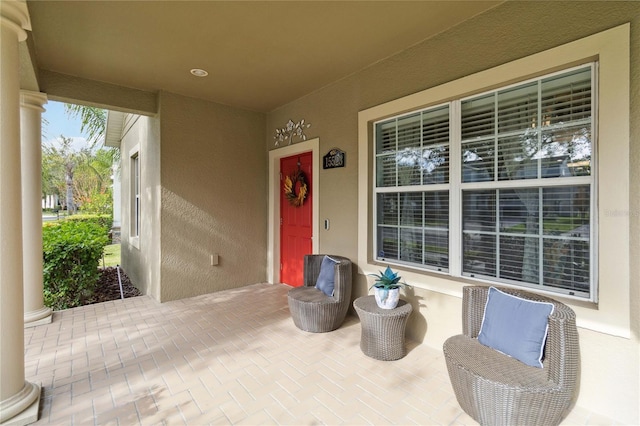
[273,119,311,146]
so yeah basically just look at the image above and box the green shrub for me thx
[43,219,109,310]
[65,214,112,237]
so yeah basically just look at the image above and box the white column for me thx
[0,1,41,425]
[21,91,52,327]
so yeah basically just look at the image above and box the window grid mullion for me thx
[377,184,450,193]
[537,80,543,181]
[420,112,424,185]
[537,81,543,288]
[422,192,426,266]
[493,92,500,280]
[539,187,544,288]
[450,100,461,276]
[395,118,399,187]
[494,93,499,182]
[460,176,591,190]
[396,193,400,260]
[496,188,501,279]
[396,223,400,263]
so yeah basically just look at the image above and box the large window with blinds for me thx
[374,64,594,298]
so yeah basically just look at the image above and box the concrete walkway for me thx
[24,283,611,425]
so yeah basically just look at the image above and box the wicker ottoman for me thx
[353,296,412,361]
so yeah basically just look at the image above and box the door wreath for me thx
[283,169,308,207]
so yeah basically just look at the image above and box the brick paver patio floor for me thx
[24,283,611,425]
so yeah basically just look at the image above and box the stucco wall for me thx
[120,114,162,301]
[266,2,639,423]
[158,92,267,302]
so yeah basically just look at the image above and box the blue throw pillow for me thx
[315,256,339,297]
[478,287,554,368]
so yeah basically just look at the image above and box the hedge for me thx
[65,214,112,236]
[43,217,110,310]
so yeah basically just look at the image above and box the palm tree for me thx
[63,104,106,149]
[64,103,119,168]
[43,136,79,213]
[42,104,114,215]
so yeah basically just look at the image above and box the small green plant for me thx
[368,266,409,290]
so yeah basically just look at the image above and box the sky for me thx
[42,100,91,152]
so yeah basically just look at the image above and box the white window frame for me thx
[129,147,140,249]
[358,24,630,337]
[372,65,596,299]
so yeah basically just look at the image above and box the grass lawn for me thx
[102,244,121,268]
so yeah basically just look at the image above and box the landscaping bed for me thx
[83,267,141,305]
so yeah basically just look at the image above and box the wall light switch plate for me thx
[210,253,219,266]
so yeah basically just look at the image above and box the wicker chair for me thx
[287,255,352,333]
[443,286,579,426]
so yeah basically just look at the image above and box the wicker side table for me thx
[353,296,412,361]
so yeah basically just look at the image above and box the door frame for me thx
[268,138,319,284]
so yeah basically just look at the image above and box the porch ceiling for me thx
[26,0,502,113]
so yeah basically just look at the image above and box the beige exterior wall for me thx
[158,92,267,302]
[120,113,162,301]
[266,2,639,423]
[121,92,267,302]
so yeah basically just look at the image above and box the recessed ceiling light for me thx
[190,68,208,77]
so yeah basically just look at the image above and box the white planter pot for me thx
[374,287,400,309]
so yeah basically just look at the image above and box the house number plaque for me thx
[323,148,345,169]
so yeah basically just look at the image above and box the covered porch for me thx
[1,0,639,424]
[26,285,610,425]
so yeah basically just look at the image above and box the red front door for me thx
[280,152,313,287]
